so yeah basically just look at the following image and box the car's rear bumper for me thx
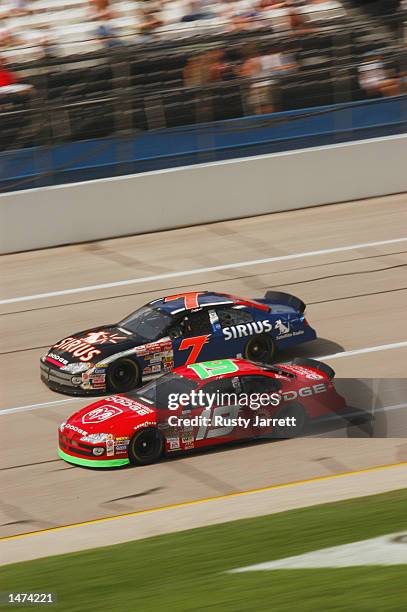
[58,447,129,468]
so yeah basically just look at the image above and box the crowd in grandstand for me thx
[0,0,353,57]
[0,0,405,145]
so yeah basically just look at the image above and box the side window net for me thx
[217,307,253,329]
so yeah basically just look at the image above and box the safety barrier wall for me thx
[1,96,406,194]
[0,133,406,253]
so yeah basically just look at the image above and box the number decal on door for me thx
[165,292,203,309]
[187,359,239,379]
[179,335,210,365]
[196,405,240,440]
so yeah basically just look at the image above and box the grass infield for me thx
[2,488,407,611]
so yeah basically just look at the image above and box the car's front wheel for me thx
[107,358,140,392]
[244,334,276,364]
[128,428,164,466]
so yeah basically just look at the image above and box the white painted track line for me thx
[1,340,407,416]
[1,237,407,305]
[320,340,407,360]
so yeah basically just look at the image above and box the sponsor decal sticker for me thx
[274,319,305,340]
[82,405,123,424]
[47,353,69,366]
[168,438,180,450]
[52,337,102,363]
[222,320,272,341]
[283,365,323,379]
[135,338,172,357]
[83,331,127,344]
[106,437,115,456]
[64,423,88,436]
[281,383,327,401]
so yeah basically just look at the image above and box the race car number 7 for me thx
[179,335,210,365]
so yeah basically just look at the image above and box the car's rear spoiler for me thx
[264,290,306,314]
[290,357,335,380]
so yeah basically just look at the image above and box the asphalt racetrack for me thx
[1,193,407,544]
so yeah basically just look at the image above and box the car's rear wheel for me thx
[128,428,164,466]
[107,358,140,392]
[347,413,375,438]
[244,334,276,364]
[273,403,307,438]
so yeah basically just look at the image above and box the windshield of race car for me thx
[118,305,173,341]
[130,373,198,410]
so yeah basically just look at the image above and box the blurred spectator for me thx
[239,45,275,113]
[358,54,402,97]
[138,5,163,37]
[239,44,297,113]
[0,57,17,87]
[185,48,236,86]
[184,53,212,87]
[181,0,215,21]
[0,25,21,49]
[10,0,31,16]
[258,0,287,9]
[88,0,114,21]
[89,0,122,47]
[267,45,297,72]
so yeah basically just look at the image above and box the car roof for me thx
[174,358,293,381]
[149,291,269,315]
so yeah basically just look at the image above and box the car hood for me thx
[62,395,157,438]
[45,325,144,366]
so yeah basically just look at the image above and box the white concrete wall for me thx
[1,134,406,254]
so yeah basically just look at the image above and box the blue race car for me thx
[40,290,317,395]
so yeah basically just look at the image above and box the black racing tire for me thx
[244,334,276,364]
[107,358,141,393]
[347,413,375,438]
[128,428,164,466]
[273,403,307,439]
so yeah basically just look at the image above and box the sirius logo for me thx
[223,320,273,341]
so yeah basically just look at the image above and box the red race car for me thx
[58,357,355,468]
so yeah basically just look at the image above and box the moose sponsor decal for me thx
[222,320,273,341]
[82,405,123,424]
[274,319,304,340]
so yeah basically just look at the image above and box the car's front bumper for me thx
[41,360,106,396]
[58,448,129,467]
[58,429,130,467]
